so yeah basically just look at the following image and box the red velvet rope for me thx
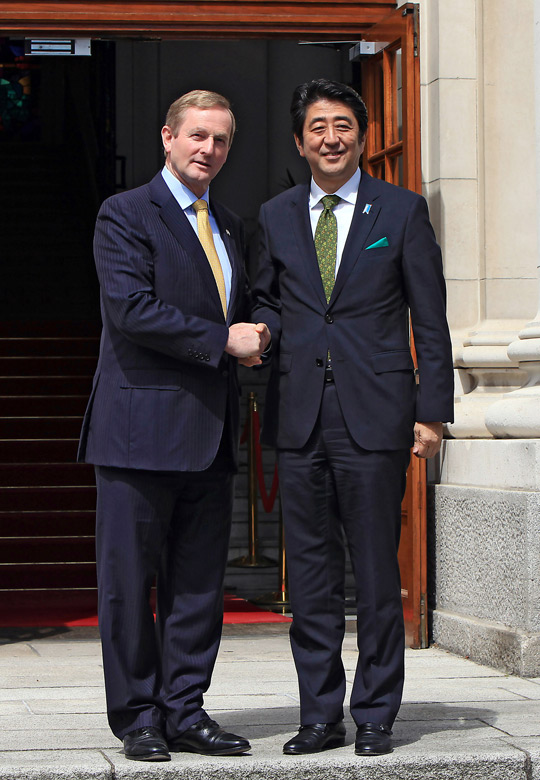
[252,410,279,513]
[240,405,279,513]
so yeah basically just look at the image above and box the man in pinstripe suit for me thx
[78,90,269,761]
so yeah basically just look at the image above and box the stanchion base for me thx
[227,554,277,568]
[255,591,291,613]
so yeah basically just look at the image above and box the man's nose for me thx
[200,137,214,154]
[324,127,339,145]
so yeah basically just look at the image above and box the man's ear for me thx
[294,134,306,158]
[161,125,173,153]
[359,132,367,156]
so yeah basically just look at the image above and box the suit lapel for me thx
[150,174,226,319]
[329,172,382,305]
[212,199,242,324]
[289,185,328,308]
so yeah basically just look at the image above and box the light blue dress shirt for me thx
[161,166,232,307]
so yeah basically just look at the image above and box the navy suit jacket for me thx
[252,170,454,451]
[78,172,250,472]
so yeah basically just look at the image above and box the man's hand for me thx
[225,322,271,361]
[238,355,263,367]
[413,421,443,459]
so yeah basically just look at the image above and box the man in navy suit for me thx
[79,90,269,761]
[252,79,454,757]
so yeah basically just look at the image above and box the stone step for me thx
[0,485,95,510]
[0,561,97,589]
[0,439,80,463]
[0,396,89,415]
[0,356,97,376]
[0,462,94,486]
[0,536,95,564]
[0,417,84,438]
[0,376,92,395]
[0,338,99,357]
[0,509,95,537]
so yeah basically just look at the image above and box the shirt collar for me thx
[309,167,361,209]
[161,165,209,210]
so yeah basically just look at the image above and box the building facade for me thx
[1,0,539,673]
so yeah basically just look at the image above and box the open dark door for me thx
[360,4,427,649]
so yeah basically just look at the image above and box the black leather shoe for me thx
[123,726,170,761]
[169,717,251,756]
[355,722,393,755]
[283,722,346,755]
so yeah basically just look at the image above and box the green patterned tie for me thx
[314,194,341,302]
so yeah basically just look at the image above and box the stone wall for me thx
[418,0,540,675]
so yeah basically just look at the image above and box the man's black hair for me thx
[290,78,368,142]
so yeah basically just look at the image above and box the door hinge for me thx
[403,5,420,57]
[420,593,428,648]
[349,41,389,61]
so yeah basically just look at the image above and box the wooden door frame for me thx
[1,1,396,38]
[361,3,427,648]
[362,4,420,191]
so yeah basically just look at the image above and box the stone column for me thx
[484,0,540,437]
[425,0,540,677]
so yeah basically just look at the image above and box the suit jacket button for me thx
[325,313,334,324]
[316,358,323,367]
[222,369,229,378]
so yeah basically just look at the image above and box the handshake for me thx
[225,322,271,367]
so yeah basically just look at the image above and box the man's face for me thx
[294,99,365,193]
[161,106,233,197]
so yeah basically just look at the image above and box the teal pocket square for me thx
[365,237,389,250]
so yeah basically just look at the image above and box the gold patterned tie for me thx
[314,194,341,302]
[192,199,227,317]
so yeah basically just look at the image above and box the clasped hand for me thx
[225,322,271,366]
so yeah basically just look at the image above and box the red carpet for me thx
[0,592,290,627]
[222,594,290,624]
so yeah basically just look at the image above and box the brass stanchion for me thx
[255,501,290,614]
[228,392,276,568]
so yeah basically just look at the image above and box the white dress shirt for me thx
[161,166,232,307]
[308,167,362,276]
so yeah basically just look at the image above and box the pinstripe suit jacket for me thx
[78,172,249,472]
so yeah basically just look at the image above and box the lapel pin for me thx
[225,229,231,236]
[363,204,372,215]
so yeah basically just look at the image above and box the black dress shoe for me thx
[355,722,393,755]
[169,717,251,756]
[123,726,170,761]
[283,722,346,755]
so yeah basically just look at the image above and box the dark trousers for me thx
[94,454,234,740]
[278,382,410,728]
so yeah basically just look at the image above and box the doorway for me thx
[0,36,362,624]
[0,9,428,648]
[0,38,115,321]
